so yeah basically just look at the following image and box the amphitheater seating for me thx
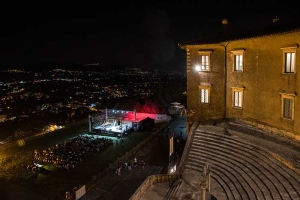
[165,125,300,200]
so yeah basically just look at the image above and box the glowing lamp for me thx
[195,65,201,71]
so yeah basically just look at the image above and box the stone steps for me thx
[192,138,293,190]
[194,131,300,192]
[209,171,234,199]
[186,153,270,200]
[194,130,300,187]
[192,135,300,199]
[182,129,300,200]
[164,180,182,200]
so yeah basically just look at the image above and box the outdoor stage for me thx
[89,109,171,136]
[93,123,132,137]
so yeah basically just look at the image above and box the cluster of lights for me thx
[110,110,130,114]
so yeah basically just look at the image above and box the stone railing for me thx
[177,121,199,176]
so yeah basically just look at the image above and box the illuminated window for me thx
[281,44,298,74]
[199,86,210,104]
[281,94,294,120]
[234,54,243,71]
[200,55,209,70]
[231,49,245,71]
[284,52,295,73]
[232,87,243,108]
[197,50,213,71]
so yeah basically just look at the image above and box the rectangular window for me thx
[200,88,209,103]
[231,49,245,72]
[234,54,243,71]
[199,86,210,104]
[281,94,294,120]
[233,91,242,107]
[197,50,213,72]
[200,55,209,71]
[232,87,244,108]
[281,44,297,74]
[284,52,295,73]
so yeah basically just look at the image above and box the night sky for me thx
[0,1,299,71]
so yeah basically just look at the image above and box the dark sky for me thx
[0,1,299,71]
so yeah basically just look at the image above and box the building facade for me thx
[179,21,300,141]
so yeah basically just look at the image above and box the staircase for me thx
[164,180,182,200]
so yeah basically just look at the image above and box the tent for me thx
[140,117,155,131]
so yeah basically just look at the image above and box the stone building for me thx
[179,19,300,141]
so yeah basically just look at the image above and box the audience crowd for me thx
[33,135,113,170]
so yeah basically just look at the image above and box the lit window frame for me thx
[232,87,244,109]
[280,93,295,120]
[231,49,245,72]
[197,50,213,71]
[199,85,210,104]
[281,46,297,74]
